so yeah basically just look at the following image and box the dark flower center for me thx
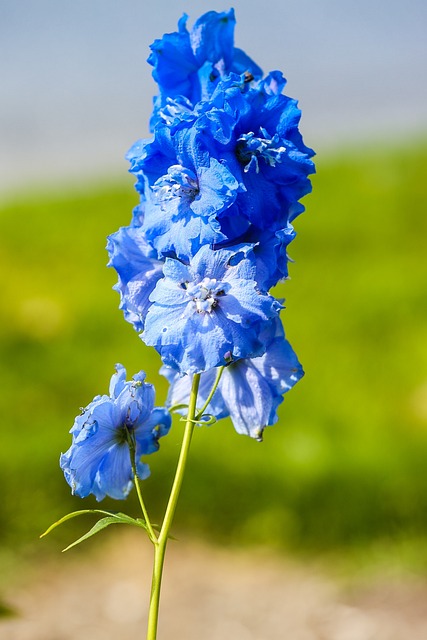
[236,128,287,173]
[115,419,134,446]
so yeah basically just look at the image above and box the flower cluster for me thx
[54,14,314,638]
[107,9,313,440]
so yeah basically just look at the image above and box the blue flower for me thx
[107,225,164,331]
[188,71,316,232]
[142,244,282,374]
[60,365,171,501]
[163,317,303,440]
[127,127,241,260]
[127,70,314,266]
[217,224,297,291]
[148,9,262,127]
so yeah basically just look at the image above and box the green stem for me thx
[134,474,157,543]
[127,429,157,543]
[195,365,224,420]
[146,373,201,640]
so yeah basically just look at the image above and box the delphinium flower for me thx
[60,364,171,500]
[142,244,283,374]
[105,14,314,637]
[107,225,164,331]
[148,9,262,127]
[126,131,241,260]
[49,10,315,640]
[162,317,304,441]
[125,70,314,269]
[203,71,315,231]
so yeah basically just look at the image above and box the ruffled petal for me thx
[61,367,170,501]
[97,443,134,500]
[220,361,274,440]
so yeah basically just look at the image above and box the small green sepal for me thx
[168,403,189,413]
[180,413,217,426]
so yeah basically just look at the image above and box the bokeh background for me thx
[1,0,427,632]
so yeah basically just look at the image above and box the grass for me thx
[1,140,427,568]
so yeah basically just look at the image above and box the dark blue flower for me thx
[60,365,171,501]
[143,244,282,374]
[148,9,262,127]
[188,71,316,232]
[163,317,303,440]
[128,70,314,269]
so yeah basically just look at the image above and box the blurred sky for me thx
[1,0,427,197]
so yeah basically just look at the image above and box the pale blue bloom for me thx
[60,365,171,501]
[107,225,164,331]
[163,317,303,440]
[128,126,241,260]
[143,245,282,374]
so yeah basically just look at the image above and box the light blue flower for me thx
[143,245,282,374]
[107,225,164,331]
[127,125,241,261]
[246,225,297,290]
[60,365,171,501]
[163,317,303,440]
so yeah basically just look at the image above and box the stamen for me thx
[185,277,229,314]
[236,128,287,173]
[152,165,199,204]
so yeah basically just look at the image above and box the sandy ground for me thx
[2,531,427,640]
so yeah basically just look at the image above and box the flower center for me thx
[116,423,132,445]
[115,407,138,446]
[236,127,287,173]
[185,277,228,314]
[152,165,199,204]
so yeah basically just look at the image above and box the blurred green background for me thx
[2,140,427,574]
[2,6,427,611]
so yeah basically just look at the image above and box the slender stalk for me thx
[134,474,157,543]
[127,429,157,543]
[195,366,224,420]
[146,373,201,640]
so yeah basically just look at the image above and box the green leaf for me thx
[40,509,121,538]
[62,515,140,552]
[41,510,150,551]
